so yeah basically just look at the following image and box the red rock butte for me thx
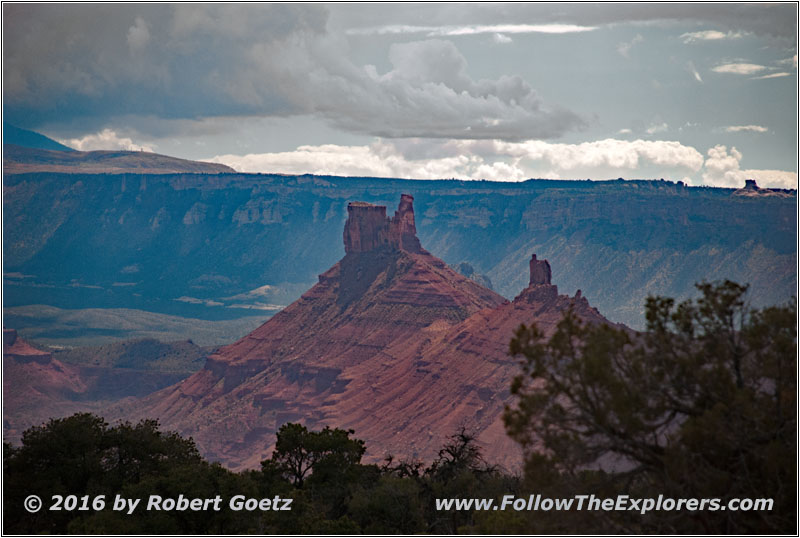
[116,194,617,471]
[529,254,551,286]
[3,328,90,440]
[344,195,422,254]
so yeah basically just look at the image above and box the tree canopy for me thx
[504,280,796,533]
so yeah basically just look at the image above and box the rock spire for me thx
[529,253,552,286]
[343,194,422,254]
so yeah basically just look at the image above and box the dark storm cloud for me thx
[309,39,584,140]
[3,4,584,141]
[3,4,325,127]
[6,4,793,142]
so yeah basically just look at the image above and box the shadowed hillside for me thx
[2,123,74,152]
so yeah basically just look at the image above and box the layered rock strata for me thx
[118,194,618,470]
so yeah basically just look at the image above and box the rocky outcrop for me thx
[3,331,202,442]
[3,328,52,364]
[343,195,424,254]
[343,203,389,253]
[529,254,551,286]
[732,179,796,198]
[3,328,89,440]
[116,194,617,470]
[118,195,507,469]
[329,253,613,468]
[3,327,16,347]
[389,194,423,253]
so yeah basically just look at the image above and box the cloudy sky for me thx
[4,3,797,187]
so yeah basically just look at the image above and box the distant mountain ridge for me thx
[3,144,234,175]
[2,123,74,152]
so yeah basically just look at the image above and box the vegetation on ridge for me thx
[504,280,796,533]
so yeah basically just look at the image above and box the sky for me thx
[3,3,798,188]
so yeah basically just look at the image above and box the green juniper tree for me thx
[504,281,796,534]
[3,414,207,534]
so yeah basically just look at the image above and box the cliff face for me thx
[343,203,390,253]
[330,253,613,468]
[343,194,423,254]
[117,195,508,468]
[4,328,53,364]
[529,254,551,286]
[5,173,794,330]
[116,196,615,470]
[3,328,88,439]
[390,194,423,253]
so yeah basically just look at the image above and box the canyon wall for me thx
[4,172,795,328]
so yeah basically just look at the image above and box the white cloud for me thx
[711,63,767,75]
[6,3,797,145]
[688,61,703,83]
[702,145,746,187]
[212,137,795,189]
[209,143,487,180]
[493,33,512,44]
[751,72,791,80]
[680,30,744,43]
[741,169,798,190]
[347,23,597,37]
[617,128,632,135]
[701,144,797,188]
[222,284,275,302]
[646,122,669,135]
[59,128,154,152]
[209,137,705,183]
[174,296,223,307]
[617,34,643,58]
[724,125,768,133]
[499,139,705,176]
